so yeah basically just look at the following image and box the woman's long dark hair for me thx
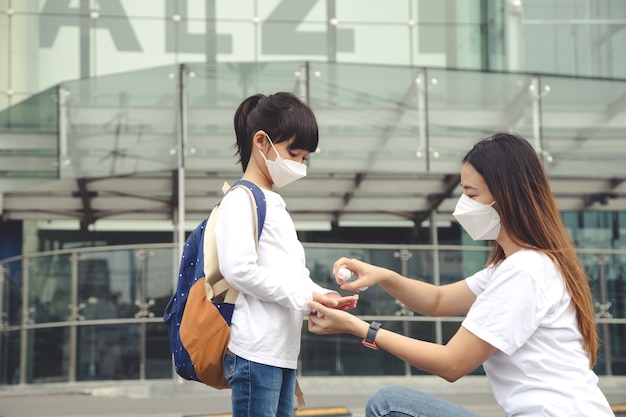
[233,92,319,171]
[463,132,598,368]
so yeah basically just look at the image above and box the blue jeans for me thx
[223,351,296,417]
[366,386,484,417]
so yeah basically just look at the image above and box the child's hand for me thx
[313,292,359,311]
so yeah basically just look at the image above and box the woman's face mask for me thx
[452,194,501,240]
[259,134,307,188]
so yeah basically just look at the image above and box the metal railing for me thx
[1,242,625,384]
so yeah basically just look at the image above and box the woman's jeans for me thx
[366,386,484,417]
[224,352,296,417]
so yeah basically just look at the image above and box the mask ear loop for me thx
[257,132,275,162]
[264,133,282,160]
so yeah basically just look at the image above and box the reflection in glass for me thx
[0,329,20,384]
[77,324,140,381]
[27,327,69,383]
[28,254,72,324]
[2,259,23,326]
[145,322,173,379]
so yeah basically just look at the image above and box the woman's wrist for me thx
[377,266,394,285]
[352,318,370,339]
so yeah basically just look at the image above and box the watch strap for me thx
[362,321,381,350]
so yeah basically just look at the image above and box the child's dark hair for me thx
[233,92,319,171]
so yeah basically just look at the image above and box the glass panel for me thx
[427,69,537,173]
[0,85,59,184]
[28,253,72,324]
[77,324,140,381]
[37,11,81,87]
[146,247,176,320]
[522,0,626,78]
[0,87,58,132]
[217,0,256,19]
[78,250,142,320]
[604,323,626,376]
[338,24,411,66]
[27,327,69,383]
[337,1,409,22]
[413,0,484,69]
[408,321,435,375]
[612,242,626,324]
[0,329,20,384]
[94,17,178,76]
[301,321,405,376]
[308,62,428,175]
[440,248,488,285]
[59,66,179,179]
[258,21,328,60]
[2,259,23,326]
[449,23,483,69]
[10,14,44,95]
[145,322,172,379]
[0,12,7,97]
[215,21,257,61]
[185,61,309,173]
[256,1,327,61]
[539,75,626,179]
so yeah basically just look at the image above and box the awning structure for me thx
[1,62,625,233]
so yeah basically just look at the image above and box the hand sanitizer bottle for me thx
[336,267,368,291]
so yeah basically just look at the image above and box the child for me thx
[215,92,358,417]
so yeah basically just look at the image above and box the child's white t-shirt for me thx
[215,186,333,369]
[463,249,613,416]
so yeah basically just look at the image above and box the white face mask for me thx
[259,134,307,188]
[452,194,501,240]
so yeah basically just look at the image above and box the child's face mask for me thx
[259,134,307,188]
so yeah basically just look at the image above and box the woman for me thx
[308,133,613,416]
[215,92,358,417]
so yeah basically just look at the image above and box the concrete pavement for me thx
[0,376,624,417]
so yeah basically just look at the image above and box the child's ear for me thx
[253,131,267,150]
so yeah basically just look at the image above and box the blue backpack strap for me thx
[231,179,266,240]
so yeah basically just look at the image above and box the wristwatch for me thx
[362,321,381,350]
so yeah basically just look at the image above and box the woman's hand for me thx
[313,292,359,311]
[332,257,389,292]
[307,300,366,336]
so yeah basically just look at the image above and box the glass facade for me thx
[2,242,625,384]
[0,0,488,113]
[2,0,624,115]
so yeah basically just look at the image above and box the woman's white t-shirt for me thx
[462,249,613,416]
[215,186,332,369]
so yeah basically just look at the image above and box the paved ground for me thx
[0,376,624,417]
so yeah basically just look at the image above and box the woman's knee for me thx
[366,386,481,417]
[365,386,419,417]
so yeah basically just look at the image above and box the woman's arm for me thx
[334,258,476,317]
[307,301,496,382]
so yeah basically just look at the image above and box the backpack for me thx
[163,179,266,389]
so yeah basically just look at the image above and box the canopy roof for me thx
[1,62,625,231]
